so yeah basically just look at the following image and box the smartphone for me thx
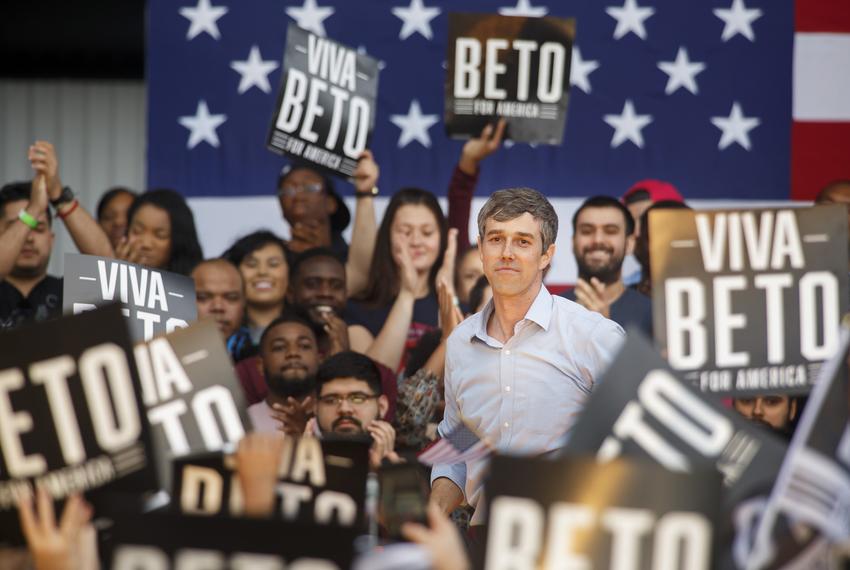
[379,463,430,541]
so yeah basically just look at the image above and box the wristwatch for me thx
[50,186,75,209]
[354,186,379,199]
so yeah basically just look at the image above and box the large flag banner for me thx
[483,455,721,570]
[64,254,197,343]
[107,513,355,569]
[133,321,249,490]
[172,436,370,527]
[650,205,849,396]
[0,305,156,543]
[445,12,573,144]
[747,326,850,569]
[149,0,819,204]
[267,23,380,177]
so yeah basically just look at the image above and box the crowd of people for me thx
[1,135,849,569]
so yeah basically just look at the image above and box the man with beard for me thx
[733,395,800,439]
[314,351,401,470]
[247,314,321,434]
[562,195,653,337]
[0,142,113,330]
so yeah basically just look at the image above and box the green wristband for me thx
[18,208,39,230]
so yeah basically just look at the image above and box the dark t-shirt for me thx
[0,275,63,332]
[561,286,653,338]
[346,293,440,372]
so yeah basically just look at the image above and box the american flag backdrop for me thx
[147,0,850,282]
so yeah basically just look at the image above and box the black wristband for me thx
[354,186,379,199]
[50,186,75,209]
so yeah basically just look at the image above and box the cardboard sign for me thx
[483,455,721,570]
[747,327,850,569]
[268,23,379,177]
[134,321,249,490]
[0,305,156,540]
[445,12,574,144]
[63,253,197,343]
[650,206,850,396]
[106,513,355,569]
[565,331,786,509]
[172,436,370,528]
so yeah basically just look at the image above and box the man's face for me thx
[278,168,335,225]
[316,377,387,435]
[572,206,633,285]
[733,395,797,432]
[261,321,320,398]
[480,212,554,298]
[1,199,53,279]
[288,256,347,324]
[191,261,245,339]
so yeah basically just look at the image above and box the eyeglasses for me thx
[278,182,324,197]
[318,392,379,406]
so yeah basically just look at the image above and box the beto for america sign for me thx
[445,12,574,144]
[651,206,849,396]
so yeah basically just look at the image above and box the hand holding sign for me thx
[18,489,96,570]
[459,119,506,175]
[352,149,379,193]
[236,433,286,518]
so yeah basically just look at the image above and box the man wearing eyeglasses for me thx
[277,150,380,296]
[313,350,401,470]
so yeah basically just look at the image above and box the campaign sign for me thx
[0,305,156,540]
[268,23,379,178]
[64,253,197,343]
[484,455,720,570]
[565,331,787,510]
[650,205,850,396]
[107,513,355,569]
[172,436,370,528]
[445,12,574,144]
[135,321,249,490]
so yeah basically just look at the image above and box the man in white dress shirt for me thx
[429,187,625,527]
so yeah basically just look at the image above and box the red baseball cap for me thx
[622,179,684,204]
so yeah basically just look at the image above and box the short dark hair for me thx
[815,179,850,203]
[259,311,319,352]
[0,182,53,226]
[96,187,137,221]
[477,187,558,252]
[572,195,636,236]
[222,230,291,267]
[290,247,344,282]
[126,189,203,276]
[316,351,383,396]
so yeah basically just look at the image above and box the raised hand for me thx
[271,396,314,436]
[393,241,420,296]
[28,141,63,202]
[235,432,286,517]
[401,502,471,570]
[352,149,379,192]
[115,236,144,265]
[321,311,350,356]
[459,119,506,175]
[573,277,611,318]
[18,488,95,570]
[367,420,401,470]
[434,228,459,299]
[437,277,464,335]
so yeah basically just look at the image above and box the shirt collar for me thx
[471,283,553,342]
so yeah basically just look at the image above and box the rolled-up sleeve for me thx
[429,337,467,499]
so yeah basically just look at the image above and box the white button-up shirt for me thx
[431,284,625,524]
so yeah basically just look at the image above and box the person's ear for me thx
[378,395,389,419]
[539,243,556,271]
[789,399,798,421]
